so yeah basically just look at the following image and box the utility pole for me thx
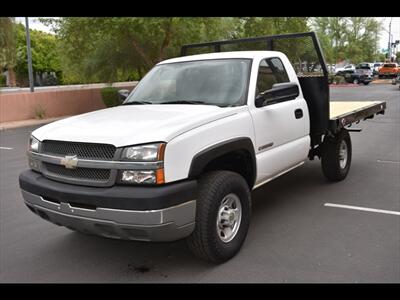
[25,17,34,92]
[388,17,392,62]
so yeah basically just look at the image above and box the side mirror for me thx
[255,82,299,108]
[118,89,130,103]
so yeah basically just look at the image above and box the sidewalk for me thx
[0,116,70,131]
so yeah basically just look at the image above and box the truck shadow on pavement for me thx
[251,160,326,212]
[55,161,326,281]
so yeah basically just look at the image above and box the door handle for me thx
[294,109,303,119]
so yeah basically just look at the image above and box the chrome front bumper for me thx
[21,190,196,242]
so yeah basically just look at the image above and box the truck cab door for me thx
[249,57,310,185]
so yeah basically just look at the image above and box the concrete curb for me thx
[0,116,71,131]
[330,84,358,87]
[371,79,393,84]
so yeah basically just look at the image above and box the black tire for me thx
[321,129,352,182]
[186,171,251,263]
[353,78,359,84]
[363,81,370,85]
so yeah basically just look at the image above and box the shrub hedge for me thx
[100,87,120,107]
[0,74,6,87]
[328,74,346,84]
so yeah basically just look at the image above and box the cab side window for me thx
[255,57,289,95]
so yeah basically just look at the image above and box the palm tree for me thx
[0,17,17,86]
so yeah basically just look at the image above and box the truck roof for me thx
[158,51,283,65]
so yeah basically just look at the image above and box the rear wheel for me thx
[186,171,251,263]
[321,129,352,182]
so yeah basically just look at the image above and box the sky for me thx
[378,17,400,51]
[15,17,400,54]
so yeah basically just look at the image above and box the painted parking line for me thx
[0,146,14,150]
[325,203,400,216]
[377,159,400,164]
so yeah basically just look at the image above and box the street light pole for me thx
[388,17,392,62]
[25,17,34,92]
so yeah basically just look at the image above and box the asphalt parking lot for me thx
[0,83,399,283]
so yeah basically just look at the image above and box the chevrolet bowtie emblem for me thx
[61,155,78,169]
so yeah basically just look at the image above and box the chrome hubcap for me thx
[339,140,348,169]
[216,193,242,243]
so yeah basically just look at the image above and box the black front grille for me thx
[42,140,116,160]
[44,163,111,182]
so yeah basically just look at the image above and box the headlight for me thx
[29,136,40,152]
[28,136,41,172]
[119,143,166,185]
[121,143,165,161]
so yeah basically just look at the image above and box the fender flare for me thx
[188,137,256,186]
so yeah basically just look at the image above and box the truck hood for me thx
[32,105,241,147]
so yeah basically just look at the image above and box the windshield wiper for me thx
[122,101,152,105]
[160,100,208,105]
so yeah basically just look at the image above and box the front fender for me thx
[188,137,256,184]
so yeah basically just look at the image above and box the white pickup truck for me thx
[19,32,386,263]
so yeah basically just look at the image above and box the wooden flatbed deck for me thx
[329,101,386,131]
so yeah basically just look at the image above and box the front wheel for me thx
[321,129,352,182]
[353,78,359,84]
[363,81,370,85]
[186,171,251,263]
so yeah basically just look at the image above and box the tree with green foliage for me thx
[41,17,238,84]
[14,23,62,86]
[42,17,314,84]
[37,17,386,85]
[234,17,309,38]
[0,17,17,86]
[311,17,382,64]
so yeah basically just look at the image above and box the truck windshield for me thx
[124,59,252,107]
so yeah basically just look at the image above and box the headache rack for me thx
[181,32,330,146]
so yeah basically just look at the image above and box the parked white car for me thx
[327,64,336,73]
[373,62,384,75]
[335,64,355,75]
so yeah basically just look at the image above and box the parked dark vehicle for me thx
[344,69,373,85]
[356,63,374,75]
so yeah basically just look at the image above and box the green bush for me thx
[100,87,120,107]
[333,76,345,84]
[329,75,345,85]
[0,74,6,87]
[328,74,346,84]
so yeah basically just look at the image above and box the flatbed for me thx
[181,32,387,146]
[329,101,386,132]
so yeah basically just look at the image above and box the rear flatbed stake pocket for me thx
[19,32,386,263]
